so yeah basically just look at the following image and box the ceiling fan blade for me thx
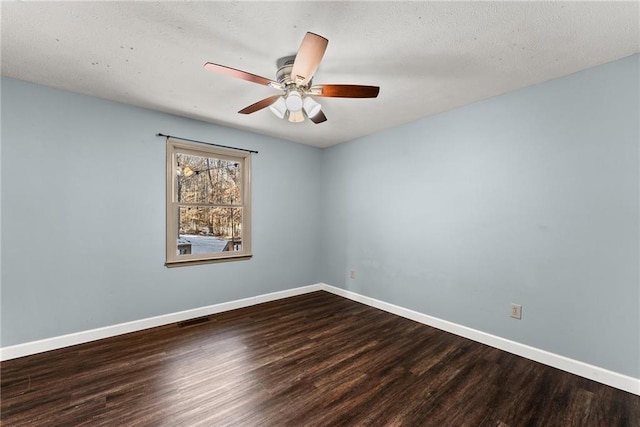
[290,32,328,87]
[238,95,282,114]
[204,62,283,90]
[309,110,327,124]
[310,84,380,98]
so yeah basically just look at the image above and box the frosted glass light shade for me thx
[288,110,304,123]
[285,91,303,112]
[303,96,322,118]
[269,96,287,119]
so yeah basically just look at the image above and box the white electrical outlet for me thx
[350,270,356,279]
[510,303,522,320]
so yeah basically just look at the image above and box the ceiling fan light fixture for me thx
[285,91,303,112]
[269,96,287,119]
[303,96,322,118]
[204,32,380,125]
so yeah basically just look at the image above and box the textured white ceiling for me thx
[2,1,638,148]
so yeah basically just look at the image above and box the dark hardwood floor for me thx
[1,291,638,426]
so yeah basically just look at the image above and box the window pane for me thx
[177,206,243,255]
[176,153,242,205]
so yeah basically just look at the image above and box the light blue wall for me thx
[320,54,640,377]
[1,78,322,346]
[2,55,638,379]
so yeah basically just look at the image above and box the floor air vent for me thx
[177,316,211,328]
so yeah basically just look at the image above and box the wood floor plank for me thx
[1,291,638,426]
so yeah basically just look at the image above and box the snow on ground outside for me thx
[179,234,228,254]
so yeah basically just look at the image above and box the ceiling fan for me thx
[204,32,380,124]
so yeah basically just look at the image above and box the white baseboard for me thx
[1,282,637,395]
[319,283,640,396]
[0,283,323,362]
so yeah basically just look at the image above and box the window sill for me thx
[165,254,253,268]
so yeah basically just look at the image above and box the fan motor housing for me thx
[276,55,311,88]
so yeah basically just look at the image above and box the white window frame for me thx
[166,138,252,266]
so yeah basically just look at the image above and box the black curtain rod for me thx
[156,133,258,154]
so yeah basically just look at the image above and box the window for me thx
[166,138,251,266]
